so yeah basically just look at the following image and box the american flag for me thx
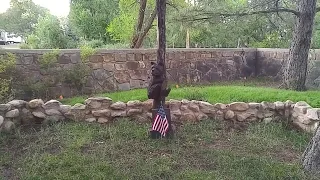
[151,104,169,137]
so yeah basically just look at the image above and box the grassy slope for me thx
[0,120,315,179]
[61,85,320,107]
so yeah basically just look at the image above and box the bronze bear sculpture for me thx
[147,62,171,102]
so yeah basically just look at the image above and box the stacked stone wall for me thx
[0,98,318,134]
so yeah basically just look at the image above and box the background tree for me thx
[69,0,120,43]
[0,0,48,36]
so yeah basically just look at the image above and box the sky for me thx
[0,0,70,17]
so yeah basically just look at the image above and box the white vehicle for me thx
[0,29,8,45]
[7,34,14,44]
[13,36,23,43]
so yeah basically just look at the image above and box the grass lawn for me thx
[0,119,316,179]
[61,81,320,107]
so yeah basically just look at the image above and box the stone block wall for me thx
[1,48,257,99]
[0,98,319,134]
[2,48,320,100]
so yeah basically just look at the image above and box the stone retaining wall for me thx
[0,98,319,134]
[0,48,267,100]
[2,48,320,100]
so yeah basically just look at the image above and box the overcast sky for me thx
[0,0,70,17]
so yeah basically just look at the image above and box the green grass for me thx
[61,84,320,107]
[0,120,315,179]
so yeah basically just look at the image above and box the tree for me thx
[302,126,320,175]
[178,0,320,91]
[24,14,74,49]
[69,0,119,43]
[0,0,48,36]
[108,0,187,48]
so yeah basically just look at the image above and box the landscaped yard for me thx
[0,119,315,179]
[2,81,320,179]
[61,80,320,107]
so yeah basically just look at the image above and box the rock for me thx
[45,109,62,116]
[32,111,46,119]
[21,108,34,124]
[0,104,11,111]
[142,99,153,112]
[127,108,143,116]
[127,100,142,108]
[249,103,261,109]
[98,117,109,124]
[236,109,258,122]
[229,102,249,111]
[274,101,285,110]
[0,116,3,126]
[189,103,200,112]
[306,108,320,121]
[295,101,311,107]
[215,103,227,110]
[264,111,275,118]
[28,99,44,109]
[59,105,72,114]
[110,101,126,110]
[180,113,196,122]
[111,110,127,117]
[168,99,182,111]
[85,117,96,123]
[195,112,208,121]
[85,97,112,109]
[7,100,27,108]
[45,115,65,123]
[297,116,312,125]
[215,110,224,121]
[5,109,19,118]
[0,121,15,133]
[182,105,191,111]
[147,112,152,119]
[42,100,62,110]
[292,120,319,133]
[225,110,235,120]
[263,117,273,124]
[261,101,276,110]
[199,101,216,116]
[285,100,294,108]
[65,103,86,121]
[294,104,311,115]
[181,99,190,105]
[171,109,182,117]
[236,113,251,122]
[92,109,111,117]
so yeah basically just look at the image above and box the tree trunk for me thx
[154,0,167,109]
[302,126,320,175]
[283,0,317,91]
[131,1,157,49]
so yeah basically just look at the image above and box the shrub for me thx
[0,52,17,102]
[63,64,91,92]
[79,39,104,48]
[19,43,31,49]
[39,49,60,69]
[79,45,97,63]
[62,46,95,92]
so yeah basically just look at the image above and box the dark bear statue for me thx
[147,62,171,101]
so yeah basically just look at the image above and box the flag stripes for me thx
[151,104,169,137]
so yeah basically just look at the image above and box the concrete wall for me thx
[1,48,320,100]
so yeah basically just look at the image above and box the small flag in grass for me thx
[150,104,169,137]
